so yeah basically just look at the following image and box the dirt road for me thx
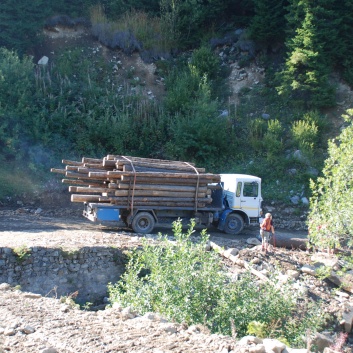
[0,208,308,250]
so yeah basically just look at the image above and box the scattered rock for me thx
[247,237,261,245]
[315,332,334,352]
[38,56,49,65]
[341,304,353,332]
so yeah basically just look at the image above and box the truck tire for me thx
[224,213,244,235]
[131,212,155,234]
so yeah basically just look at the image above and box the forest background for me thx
[0,0,353,215]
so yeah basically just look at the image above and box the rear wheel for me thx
[224,213,244,235]
[131,212,155,234]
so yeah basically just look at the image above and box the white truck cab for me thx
[217,174,263,234]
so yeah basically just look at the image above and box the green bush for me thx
[108,220,327,346]
[291,119,318,157]
[248,118,266,152]
[263,119,284,160]
[308,109,353,251]
[189,46,220,80]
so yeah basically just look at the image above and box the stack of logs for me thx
[51,155,221,209]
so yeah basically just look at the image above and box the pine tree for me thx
[277,0,335,108]
[0,0,49,55]
[249,0,288,45]
[335,0,353,85]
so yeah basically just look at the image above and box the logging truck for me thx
[51,155,263,235]
[82,173,262,235]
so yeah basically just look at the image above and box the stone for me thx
[290,196,300,205]
[286,269,300,279]
[238,335,263,345]
[4,327,16,336]
[249,344,266,353]
[315,332,334,352]
[41,348,59,353]
[311,253,338,267]
[247,238,261,245]
[35,208,43,214]
[262,338,287,353]
[300,264,316,276]
[162,324,178,334]
[341,304,353,332]
[112,302,123,311]
[224,248,239,257]
[143,312,157,320]
[38,56,49,65]
[276,274,290,284]
[323,348,341,353]
[0,283,11,291]
[22,325,36,334]
[301,197,309,205]
[293,150,303,160]
[23,293,42,299]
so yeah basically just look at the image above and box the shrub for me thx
[248,118,266,152]
[189,46,220,80]
[263,119,284,161]
[108,220,327,346]
[291,119,318,157]
[308,109,353,251]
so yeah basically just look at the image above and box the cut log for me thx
[105,196,212,203]
[120,161,205,173]
[120,176,209,185]
[50,168,66,175]
[62,179,104,187]
[83,162,104,168]
[122,164,204,174]
[106,155,195,166]
[69,186,114,194]
[71,194,103,202]
[114,189,207,198]
[102,158,118,168]
[65,171,108,181]
[82,157,103,164]
[107,199,207,208]
[107,171,219,180]
[117,183,208,192]
[62,159,83,166]
[210,242,271,283]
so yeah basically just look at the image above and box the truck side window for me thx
[236,182,242,197]
[243,182,258,197]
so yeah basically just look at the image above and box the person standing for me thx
[260,213,275,253]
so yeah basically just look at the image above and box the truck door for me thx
[239,180,261,218]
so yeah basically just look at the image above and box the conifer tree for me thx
[249,0,288,45]
[0,0,49,55]
[277,0,335,108]
[335,0,353,85]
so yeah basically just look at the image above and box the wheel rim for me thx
[228,219,239,231]
[139,218,149,229]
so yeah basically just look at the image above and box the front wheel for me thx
[224,213,244,235]
[131,212,155,234]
